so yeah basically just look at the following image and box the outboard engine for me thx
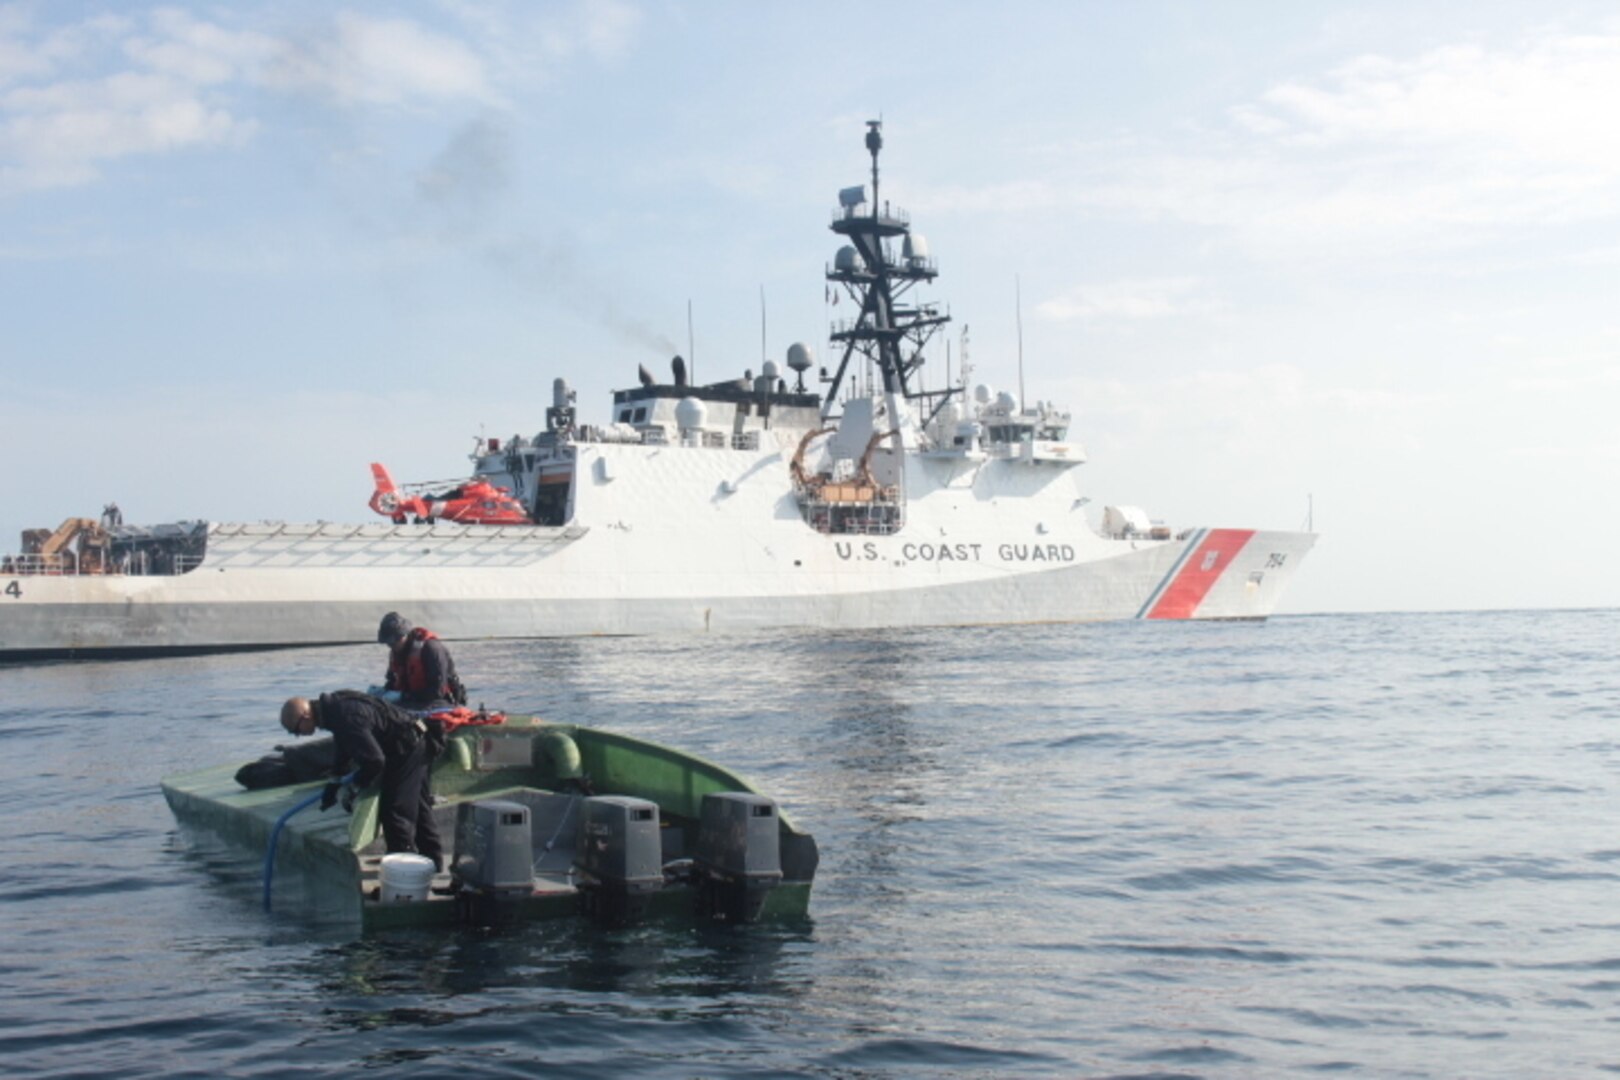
[575,796,663,925]
[452,799,535,925]
[694,792,783,923]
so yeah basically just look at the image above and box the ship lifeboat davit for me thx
[368,463,531,526]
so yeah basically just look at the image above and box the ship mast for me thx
[823,121,953,436]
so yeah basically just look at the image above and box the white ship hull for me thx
[1,442,1314,659]
[1,123,1318,660]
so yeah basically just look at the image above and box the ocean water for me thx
[2,609,1619,1078]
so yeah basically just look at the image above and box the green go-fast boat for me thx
[161,715,817,931]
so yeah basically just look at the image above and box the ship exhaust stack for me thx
[694,792,783,923]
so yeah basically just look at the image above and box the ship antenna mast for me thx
[960,324,972,393]
[822,120,953,424]
[867,119,882,217]
[1016,275,1026,409]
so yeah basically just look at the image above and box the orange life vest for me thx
[389,627,442,696]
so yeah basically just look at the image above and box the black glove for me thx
[340,784,358,813]
[319,782,342,811]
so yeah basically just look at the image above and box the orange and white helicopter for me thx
[367,463,531,526]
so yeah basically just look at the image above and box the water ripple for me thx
[1,611,1619,1076]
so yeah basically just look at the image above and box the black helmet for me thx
[377,611,413,644]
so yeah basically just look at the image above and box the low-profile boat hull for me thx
[162,716,817,930]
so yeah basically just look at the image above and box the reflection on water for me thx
[5,612,1620,1075]
[300,918,814,1042]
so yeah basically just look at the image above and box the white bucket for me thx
[379,853,437,903]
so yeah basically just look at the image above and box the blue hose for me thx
[262,770,358,913]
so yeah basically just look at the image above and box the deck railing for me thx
[0,553,204,577]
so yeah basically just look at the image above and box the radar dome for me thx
[786,342,814,372]
[974,384,993,404]
[762,360,780,379]
[996,390,1020,412]
[675,397,707,432]
[835,246,863,273]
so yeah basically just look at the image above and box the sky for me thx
[3,1,1618,616]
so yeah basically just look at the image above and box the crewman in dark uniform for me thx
[377,611,465,710]
[279,691,443,870]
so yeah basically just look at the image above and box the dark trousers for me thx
[380,735,442,867]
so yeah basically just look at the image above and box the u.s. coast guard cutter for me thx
[1,122,1315,660]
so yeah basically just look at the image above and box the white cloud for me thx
[913,178,1065,216]
[1507,365,1620,394]
[0,5,645,195]
[123,8,274,86]
[1,69,252,191]
[1508,441,1620,462]
[1065,362,1441,461]
[925,30,1620,260]
[1212,32,1620,242]
[0,8,511,194]
[0,9,132,89]
[562,0,641,60]
[1036,277,1214,322]
[0,9,263,193]
[433,0,641,103]
[0,10,49,86]
[264,13,497,108]
[1244,37,1620,168]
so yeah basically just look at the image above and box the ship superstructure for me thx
[0,123,1315,660]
